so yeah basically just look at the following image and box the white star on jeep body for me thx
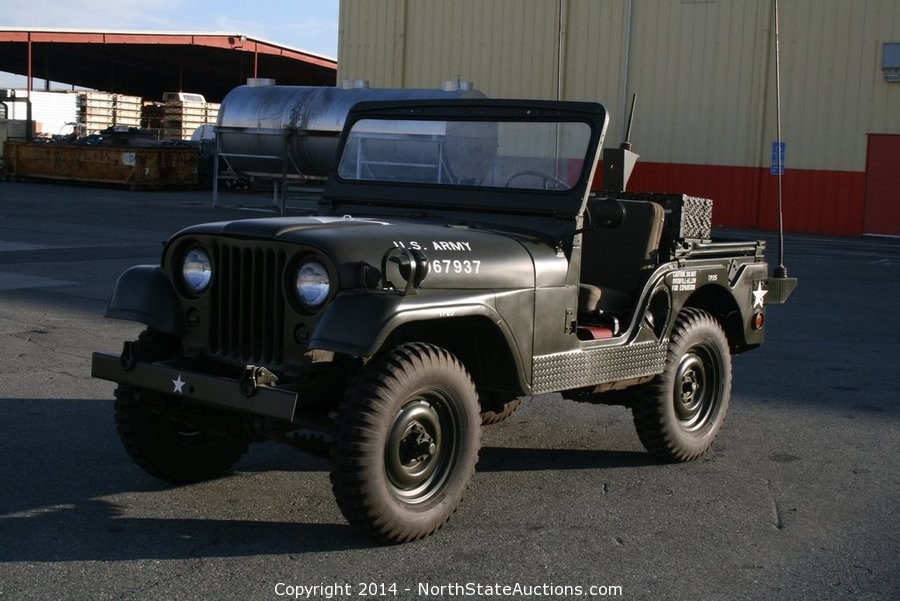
[172,374,186,394]
[752,282,768,308]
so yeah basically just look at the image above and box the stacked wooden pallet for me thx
[140,102,166,131]
[161,99,220,140]
[78,92,143,134]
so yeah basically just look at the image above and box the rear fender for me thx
[105,265,185,336]
[676,262,768,352]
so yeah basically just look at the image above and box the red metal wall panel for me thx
[593,162,866,236]
[774,168,866,236]
[863,135,900,236]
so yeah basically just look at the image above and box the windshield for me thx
[337,118,593,192]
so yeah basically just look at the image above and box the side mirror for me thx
[589,198,626,229]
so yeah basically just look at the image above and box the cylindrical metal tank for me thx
[216,82,484,178]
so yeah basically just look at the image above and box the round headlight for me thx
[295,260,330,308]
[182,247,212,294]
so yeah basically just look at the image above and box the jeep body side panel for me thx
[529,242,770,395]
[532,272,670,395]
[665,248,770,351]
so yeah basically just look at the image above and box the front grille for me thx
[209,244,287,365]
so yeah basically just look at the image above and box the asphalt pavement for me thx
[0,180,898,601]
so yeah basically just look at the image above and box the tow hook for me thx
[240,365,279,397]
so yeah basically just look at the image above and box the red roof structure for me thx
[0,28,337,101]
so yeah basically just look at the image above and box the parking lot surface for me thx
[1,181,898,600]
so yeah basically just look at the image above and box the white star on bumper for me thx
[172,374,186,394]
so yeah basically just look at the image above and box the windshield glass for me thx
[337,118,593,192]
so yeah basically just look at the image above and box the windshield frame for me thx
[324,99,608,218]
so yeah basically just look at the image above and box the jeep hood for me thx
[174,215,568,290]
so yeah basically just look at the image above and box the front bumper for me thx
[91,352,299,422]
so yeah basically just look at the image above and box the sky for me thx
[0,0,340,88]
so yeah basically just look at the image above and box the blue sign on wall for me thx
[771,141,785,175]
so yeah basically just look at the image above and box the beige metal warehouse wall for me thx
[339,0,563,98]
[339,0,900,171]
[338,0,900,234]
[772,0,900,171]
[617,0,770,167]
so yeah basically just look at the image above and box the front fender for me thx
[309,290,519,359]
[105,265,184,336]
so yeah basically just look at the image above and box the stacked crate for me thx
[1,90,79,138]
[141,101,166,131]
[78,92,143,134]
[161,98,220,140]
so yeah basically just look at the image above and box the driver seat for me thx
[579,199,665,321]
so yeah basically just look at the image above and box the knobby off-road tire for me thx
[479,393,525,426]
[114,385,250,484]
[330,343,481,543]
[632,308,732,462]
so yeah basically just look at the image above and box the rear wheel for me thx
[330,343,481,543]
[632,308,732,462]
[114,386,249,484]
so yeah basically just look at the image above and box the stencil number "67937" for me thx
[427,259,482,275]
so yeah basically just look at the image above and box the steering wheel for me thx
[504,169,569,190]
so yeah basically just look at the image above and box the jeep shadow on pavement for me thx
[92,98,797,543]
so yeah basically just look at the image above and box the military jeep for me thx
[92,98,795,543]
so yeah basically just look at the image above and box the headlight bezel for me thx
[171,240,337,313]
[180,245,213,296]
[292,257,333,312]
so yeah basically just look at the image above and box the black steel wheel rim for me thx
[385,392,459,503]
[673,345,720,431]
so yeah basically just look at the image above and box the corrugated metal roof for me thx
[0,27,335,62]
[0,28,337,102]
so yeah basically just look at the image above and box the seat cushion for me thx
[580,199,665,297]
[578,284,633,314]
[578,284,603,314]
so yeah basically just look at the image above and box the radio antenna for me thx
[622,93,637,150]
[773,0,787,278]
[602,93,639,192]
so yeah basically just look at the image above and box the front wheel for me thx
[114,386,249,483]
[330,343,481,543]
[632,308,732,462]
[479,392,525,425]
